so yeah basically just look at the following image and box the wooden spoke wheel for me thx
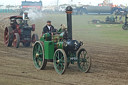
[33,41,47,70]
[77,48,91,73]
[53,49,67,75]
[4,27,13,47]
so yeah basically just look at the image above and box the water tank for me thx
[86,6,112,14]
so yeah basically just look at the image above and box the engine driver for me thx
[42,21,55,34]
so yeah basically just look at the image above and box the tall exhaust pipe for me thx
[66,6,73,40]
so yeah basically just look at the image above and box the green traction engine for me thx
[33,6,91,75]
[122,11,128,30]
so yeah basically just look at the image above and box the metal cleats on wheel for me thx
[77,48,91,73]
[53,49,67,75]
[33,41,47,70]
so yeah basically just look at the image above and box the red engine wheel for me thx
[13,33,20,48]
[4,27,13,47]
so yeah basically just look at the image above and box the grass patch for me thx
[30,14,128,46]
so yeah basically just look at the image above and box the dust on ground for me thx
[0,13,128,85]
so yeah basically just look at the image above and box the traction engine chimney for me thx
[23,12,29,25]
[66,6,73,40]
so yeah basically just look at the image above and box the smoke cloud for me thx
[25,9,43,21]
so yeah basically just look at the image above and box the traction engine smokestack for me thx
[23,12,29,25]
[66,6,73,40]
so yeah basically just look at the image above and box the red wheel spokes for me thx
[4,29,9,45]
[5,33,9,39]
[5,39,9,44]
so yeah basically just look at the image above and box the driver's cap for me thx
[47,20,51,23]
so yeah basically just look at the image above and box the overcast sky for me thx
[0,0,128,6]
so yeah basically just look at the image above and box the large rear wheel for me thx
[4,27,13,47]
[77,48,91,73]
[53,49,67,75]
[33,41,47,70]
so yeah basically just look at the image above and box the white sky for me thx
[0,0,128,6]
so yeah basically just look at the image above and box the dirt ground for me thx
[0,14,128,85]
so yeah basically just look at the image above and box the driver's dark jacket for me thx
[43,25,54,33]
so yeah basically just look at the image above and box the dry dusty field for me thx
[0,13,128,85]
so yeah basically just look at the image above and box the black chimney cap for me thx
[66,6,73,11]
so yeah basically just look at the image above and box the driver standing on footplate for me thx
[42,21,55,34]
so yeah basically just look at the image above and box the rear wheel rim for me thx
[53,49,67,75]
[4,28,9,45]
[33,42,43,69]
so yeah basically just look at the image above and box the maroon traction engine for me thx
[4,13,38,48]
